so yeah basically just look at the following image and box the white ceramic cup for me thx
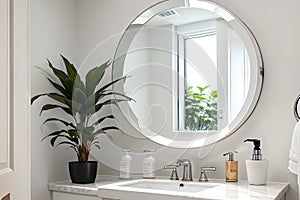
[245,159,268,185]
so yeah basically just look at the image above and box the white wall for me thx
[31,0,300,199]
[31,0,77,200]
[74,0,300,198]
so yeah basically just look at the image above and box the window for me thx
[174,20,250,133]
[177,32,218,131]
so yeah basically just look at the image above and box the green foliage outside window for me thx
[184,85,218,131]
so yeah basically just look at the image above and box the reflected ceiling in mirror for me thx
[113,0,263,148]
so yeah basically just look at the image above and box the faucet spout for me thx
[176,159,193,181]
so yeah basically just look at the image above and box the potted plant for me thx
[31,55,132,184]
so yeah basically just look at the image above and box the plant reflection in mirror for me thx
[184,85,217,131]
[31,55,133,162]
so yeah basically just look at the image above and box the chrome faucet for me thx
[176,159,193,181]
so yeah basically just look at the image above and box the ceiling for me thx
[145,7,219,27]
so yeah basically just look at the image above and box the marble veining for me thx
[48,175,121,196]
[49,176,289,199]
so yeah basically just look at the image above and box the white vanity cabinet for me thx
[53,191,99,200]
[52,191,117,200]
[49,177,120,200]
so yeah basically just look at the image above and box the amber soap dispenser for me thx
[223,151,238,182]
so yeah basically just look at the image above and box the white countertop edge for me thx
[274,184,289,200]
[48,181,99,196]
[48,175,120,196]
[48,175,290,199]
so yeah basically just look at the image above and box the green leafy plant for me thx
[31,55,132,162]
[184,85,218,131]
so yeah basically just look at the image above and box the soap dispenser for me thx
[143,150,156,179]
[244,139,268,185]
[223,151,238,182]
[120,149,132,179]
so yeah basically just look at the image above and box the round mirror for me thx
[113,0,263,148]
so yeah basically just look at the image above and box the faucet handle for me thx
[164,164,179,180]
[199,167,216,182]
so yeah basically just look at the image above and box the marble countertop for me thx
[49,176,289,199]
[48,175,122,196]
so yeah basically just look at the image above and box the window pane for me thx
[184,34,218,131]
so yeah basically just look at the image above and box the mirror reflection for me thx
[113,0,263,148]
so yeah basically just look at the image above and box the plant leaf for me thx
[42,129,68,141]
[55,141,77,147]
[73,88,87,104]
[102,91,134,102]
[85,60,110,96]
[93,126,121,136]
[50,135,74,147]
[211,90,217,98]
[197,85,209,93]
[42,118,75,128]
[47,59,68,84]
[47,93,69,106]
[102,126,121,132]
[82,126,95,135]
[60,55,86,96]
[91,115,115,127]
[62,79,75,98]
[47,78,67,97]
[81,93,96,112]
[85,99,124,116]
[39,104,73,116]
[32,93,74,109]
[67,129,79,137]
[94,76,127,102]
[46,58,77,98]
[33,66,56,81]
[31,94,46,104]
[74,78,86,93]
[60,54,78,81]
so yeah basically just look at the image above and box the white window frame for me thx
[178,31,218,131]
[174,20,222,132]
[173,19,251,133]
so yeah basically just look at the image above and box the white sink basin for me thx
[98,179,220,200]
[121,179,216,193]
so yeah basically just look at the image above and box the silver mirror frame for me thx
[112,0,264,148]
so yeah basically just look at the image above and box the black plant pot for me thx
[69,161,98,184]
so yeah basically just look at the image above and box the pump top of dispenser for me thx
[244,139,262,160]
[143,149,155,156]
[223,152,234,161]
[223,151,238,161]
[143,149,155,153]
